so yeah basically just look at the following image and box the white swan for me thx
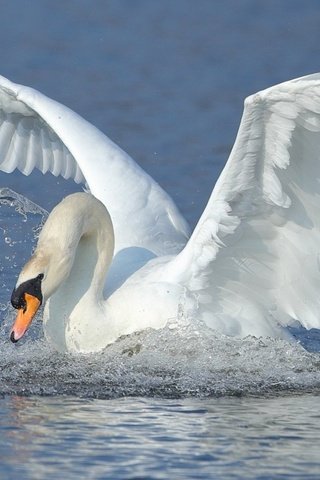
[1,73,320,352]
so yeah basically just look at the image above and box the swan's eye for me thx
[37,273,44,280]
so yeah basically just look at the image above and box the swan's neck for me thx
[38,194,114,352]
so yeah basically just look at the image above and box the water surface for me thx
[1,395,320,479]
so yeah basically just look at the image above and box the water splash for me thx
[0,311,320,398]
[0,188,48,294]
[0,190,320,399]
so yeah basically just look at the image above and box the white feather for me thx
[162,74,320,335]
[0,75,189,256]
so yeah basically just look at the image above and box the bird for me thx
[1,73,320,353]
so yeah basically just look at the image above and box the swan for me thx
[10,191,186,352]
[1,73,320,352]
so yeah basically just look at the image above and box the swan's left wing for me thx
[0,75,189,256]
[164,73,320,337]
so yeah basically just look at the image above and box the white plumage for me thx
[1,73,320,352]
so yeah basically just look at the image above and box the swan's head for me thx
[10,273,43,343]
[10,249,72,342]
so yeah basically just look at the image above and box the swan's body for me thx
[33,193,182,352]
[2,73,320,352]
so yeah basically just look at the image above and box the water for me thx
[0,1,320,478]
[1,395,320,479]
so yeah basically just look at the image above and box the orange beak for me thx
[10,293,41,343]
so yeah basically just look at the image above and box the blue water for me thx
[0,1,320,478]
[1,395,320,480]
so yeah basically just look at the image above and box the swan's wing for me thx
[164,73,320,336]
[0,75,189,255]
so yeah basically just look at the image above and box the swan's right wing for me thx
[164,74,320,337]
[0,75,189,255]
